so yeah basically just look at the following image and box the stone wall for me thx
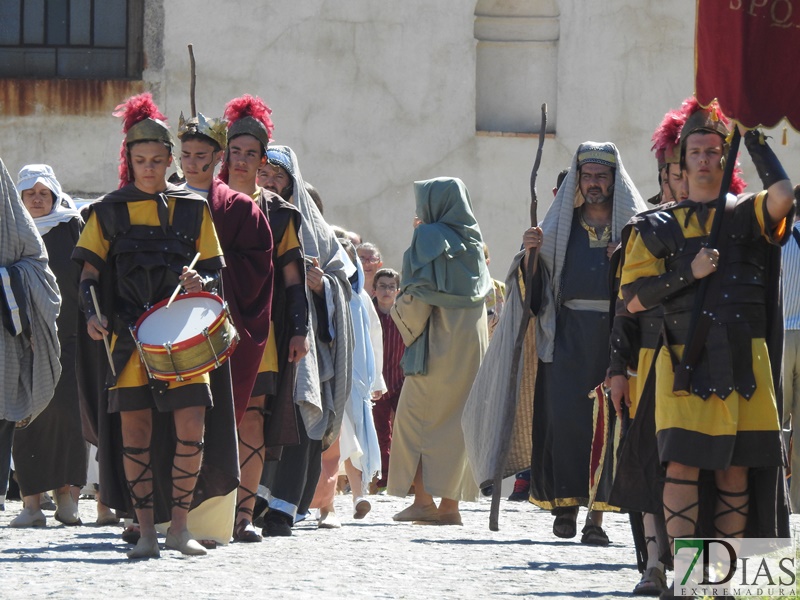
[1,0,796,269]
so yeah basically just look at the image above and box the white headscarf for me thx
[16,164,81,236]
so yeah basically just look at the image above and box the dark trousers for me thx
[263,404,322,519]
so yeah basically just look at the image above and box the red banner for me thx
[695,0,800,130]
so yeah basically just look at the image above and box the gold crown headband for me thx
[178,112,228,150]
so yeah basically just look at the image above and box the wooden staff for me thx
[489,104,547,531]
[188,44,197,118]
[89,286,116,377]
[166,252,201,309]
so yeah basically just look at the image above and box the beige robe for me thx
[388,293,487,501]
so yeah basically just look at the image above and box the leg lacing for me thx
[236,406,266,519]
[172,438,205,510]
[122,445,154,510]
[714,487,749,538]
[663,477,699,545]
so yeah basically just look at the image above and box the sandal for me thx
[633,566,668,596]
[580,523,610,546]
[233,519,262,543]
[552,508,578,539]
[121,524,141,545]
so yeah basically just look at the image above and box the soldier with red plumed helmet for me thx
[620,99,794,595]
[219,94,309,542]
[72,92,227,559]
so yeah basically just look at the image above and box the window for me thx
[474,0,559,134]
[0,0,143,79]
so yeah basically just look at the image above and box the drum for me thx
[131,292,239,382]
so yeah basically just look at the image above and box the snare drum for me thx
[131,292,239,382]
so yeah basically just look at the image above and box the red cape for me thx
[207,178,274,423]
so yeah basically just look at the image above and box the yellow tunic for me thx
[77,197,223,390]
[256,198,301,376]
[620,193,783,443]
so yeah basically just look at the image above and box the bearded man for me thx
[522,142,646,546]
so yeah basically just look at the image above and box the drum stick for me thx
[166,252,202,309]
[89,286,116,377]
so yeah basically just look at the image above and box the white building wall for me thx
[1,0,797,270]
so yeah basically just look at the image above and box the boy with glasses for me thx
[371,268,403,492]
[357,243,383,298]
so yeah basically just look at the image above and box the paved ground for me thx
[1,493,798,599]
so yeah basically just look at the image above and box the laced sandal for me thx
[233,519,262,543]
[633,566,668,596]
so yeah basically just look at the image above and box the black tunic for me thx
[529,211,614,509]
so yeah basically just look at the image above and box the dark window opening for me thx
[0,0,143,79]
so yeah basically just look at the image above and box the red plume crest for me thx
[113,92,168,188]
[223,94,274,139]
[113,92,168,134]
[651,107,685,164]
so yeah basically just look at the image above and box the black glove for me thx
[744,130,788,189]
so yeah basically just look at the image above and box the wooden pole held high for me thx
[489,103,547,531]
[188,44,197,118]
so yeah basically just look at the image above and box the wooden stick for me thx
[89,286,116,377]
[166,252,201,309]
[488,103,547,532]
[188,44,197,118]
